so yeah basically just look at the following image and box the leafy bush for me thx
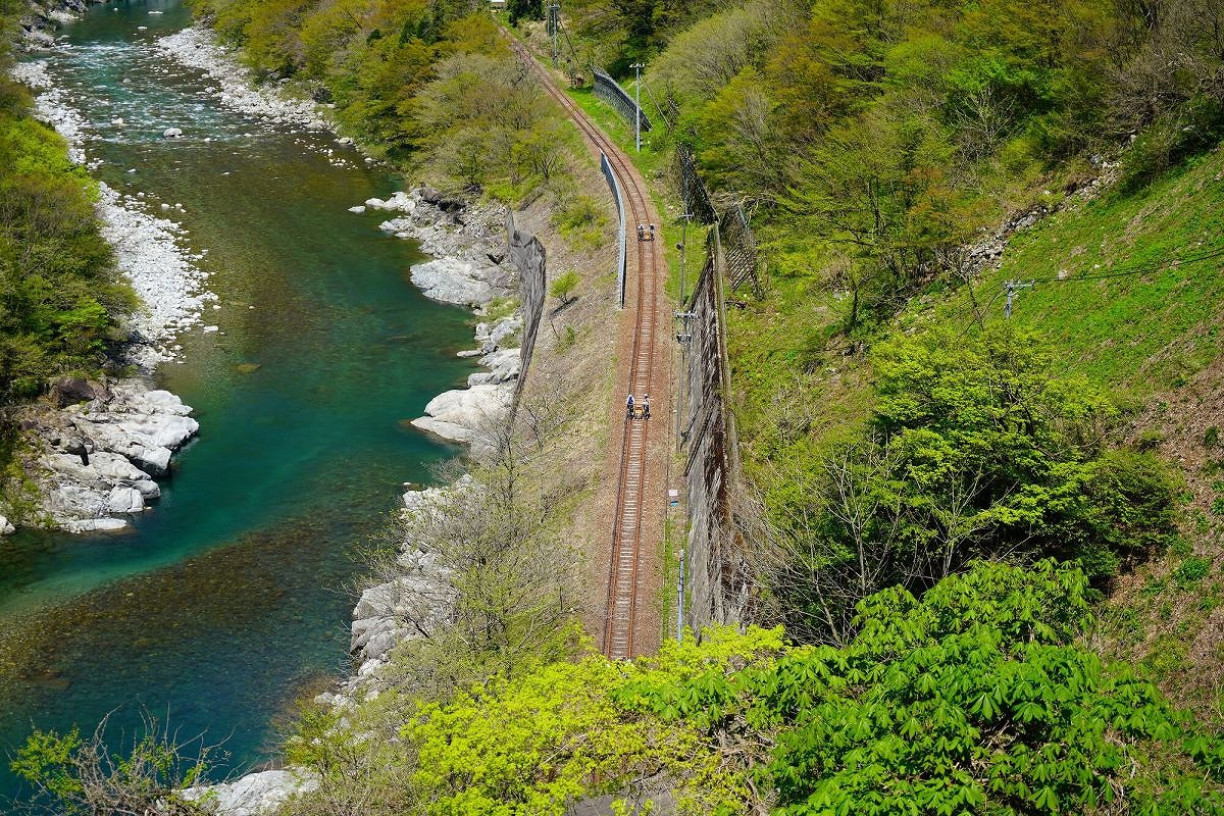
[548,270,580,305]
[765,326,1177,642]
[10,712,220,816]
[550,194,607,251]
[1176,556,1212,586]
[0,76,134,407]
[1117,97,1224,195]
[397,563,1224,815]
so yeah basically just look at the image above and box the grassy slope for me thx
[727,141,1224,721]
[908,152,1224,395]
[918,150,1224,725]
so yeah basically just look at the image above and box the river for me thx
[0,0,474,799]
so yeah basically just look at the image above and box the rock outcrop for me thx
[349,188,525,457]
[184,769,317,816]
[24,379,198,533]
[411,384,512,456]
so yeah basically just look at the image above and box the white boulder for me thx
[411,383,512,457]
[409,258,498,306]
[467,348,520,386]
[107,487,145,514]
[184,770,316,816]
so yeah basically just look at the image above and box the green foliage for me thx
[550,193,607,250]
[763,567,1223,815]
[557,324,577,351]
[191,0,577,185]
[282,700,418,816]
[407,627,782,815]
[506,0,541,27]
[412,52,564,189]
[548,270,580,305]
[1176,556,1212,586]
[0,73,133,412]
[766,326,1177,643]
[11,728,85,803]
[10,713,217,816]
[394,564,1224,814]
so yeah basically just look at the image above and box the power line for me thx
[1041,244,1224,285]
[942,242,1224,333]
[990,243,1224,320]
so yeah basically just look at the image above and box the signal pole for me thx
[630,62,644,152]
[1004,280,1034,319]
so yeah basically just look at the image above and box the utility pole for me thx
[630,62,644,152]
[676,547,685,643]
[679,168,691,305]
[1004,280,1034,319]
[548,3,560,67]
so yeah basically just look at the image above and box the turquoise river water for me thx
[0,0,476,799]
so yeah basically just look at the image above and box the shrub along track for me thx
[510,40,668,659]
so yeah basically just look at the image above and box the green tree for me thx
[0,78,133,409]
[400,564,1224,815]
[762,562,1224,815]
[763,326,1177,644]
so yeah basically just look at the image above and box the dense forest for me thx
[13,0,1224,812]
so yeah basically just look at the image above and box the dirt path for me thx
[510,41,670,658]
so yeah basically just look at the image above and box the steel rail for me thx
[509,40,660,659]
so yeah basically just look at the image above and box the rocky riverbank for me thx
[188,190,535,816]
[155,27,327,131]
[194,478,470,816]
[5,14,357,536]
[6,56,213,535]
[353,188,526,458]
[17,379,199,533]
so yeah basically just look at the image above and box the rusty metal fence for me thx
[675,143,762,298]
[680,227,751,633]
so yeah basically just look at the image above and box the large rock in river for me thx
[29,378,197,533]
[409,257,501,306]
[410,383,512,457]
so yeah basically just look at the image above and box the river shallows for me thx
[0,0,474,797]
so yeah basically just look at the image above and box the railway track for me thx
[509,40,662,660]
